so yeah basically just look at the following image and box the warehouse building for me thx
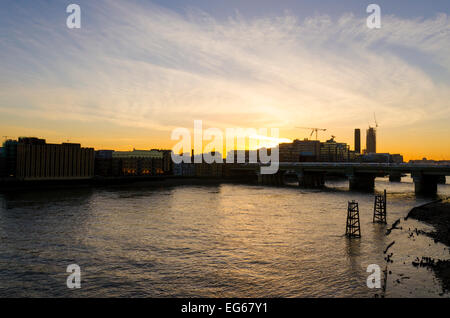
[15,137,94,180]
[108,149,165,176]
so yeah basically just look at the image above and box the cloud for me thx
[0,0,449,135]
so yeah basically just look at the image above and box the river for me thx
[0,176,449,297]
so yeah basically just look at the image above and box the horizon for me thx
[3,132,449,162]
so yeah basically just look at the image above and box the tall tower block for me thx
[354,129,361,154]
[366,127,376,153]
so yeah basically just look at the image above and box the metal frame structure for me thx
[373,189,387,224]
[346,200,361,238]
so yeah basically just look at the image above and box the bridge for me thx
[230,162,450,195]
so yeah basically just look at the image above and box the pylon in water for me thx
[346,200,361,238]
[373,189,387,224]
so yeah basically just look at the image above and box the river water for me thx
[0,176,449,297]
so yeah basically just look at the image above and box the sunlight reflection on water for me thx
[0,177,449,297]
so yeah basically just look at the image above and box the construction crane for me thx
[368,113,379,130]
[295,127,327,140]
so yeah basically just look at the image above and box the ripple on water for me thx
[0,180,449,297]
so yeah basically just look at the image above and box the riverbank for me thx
[0,175,259,192]
[406,198,450,293]
[406,198,450,246]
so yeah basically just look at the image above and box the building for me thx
[195,162,223,177]
[389,154,404,164]
[409,159,450,165]
[110,149,164,176]
[0,147,6,177]
[193,152,223,177]
[278,139,320,162]
[94,150,114,176]
[359,153,403,163]
[160,150,174,175]
[272,137,356,163]
[95,149,172,177]
[226,150,254,163]
[354,128,361,154]
[173,163,196,176]
[366,127,376,153]
[96,150,114,159]
[2,139,18,177]
[319,137,350,162]
[15,137,94,180]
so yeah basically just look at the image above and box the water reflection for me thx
[0,179,449,297]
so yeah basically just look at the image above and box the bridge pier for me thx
[257,174,268,185]
[257,174,263,185]
[389,173,402,182]
[297,171,325,188]
[412,173,441,195]
[257,172,284,186]
[250,163,450,193]
[349,174,375,192]
[275,172,284,185]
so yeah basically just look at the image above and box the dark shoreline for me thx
[406,198,450,293]
[0,175,257,192]
[406,198,450,246]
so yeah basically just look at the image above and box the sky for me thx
[0,0,449,160]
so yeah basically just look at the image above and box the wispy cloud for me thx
[0,0,449,136]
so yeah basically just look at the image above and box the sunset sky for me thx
[1,0,449,161]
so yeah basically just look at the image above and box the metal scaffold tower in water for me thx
[373,189,387,224]
[345,200,361,238]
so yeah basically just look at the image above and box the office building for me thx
[278,139,321,162]
[354,129,361,154]
[366,127,376,153]
[319,137,350,162]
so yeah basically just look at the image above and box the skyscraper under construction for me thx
[366,127,376,153]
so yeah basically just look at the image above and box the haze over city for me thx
[1,0,450,161]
